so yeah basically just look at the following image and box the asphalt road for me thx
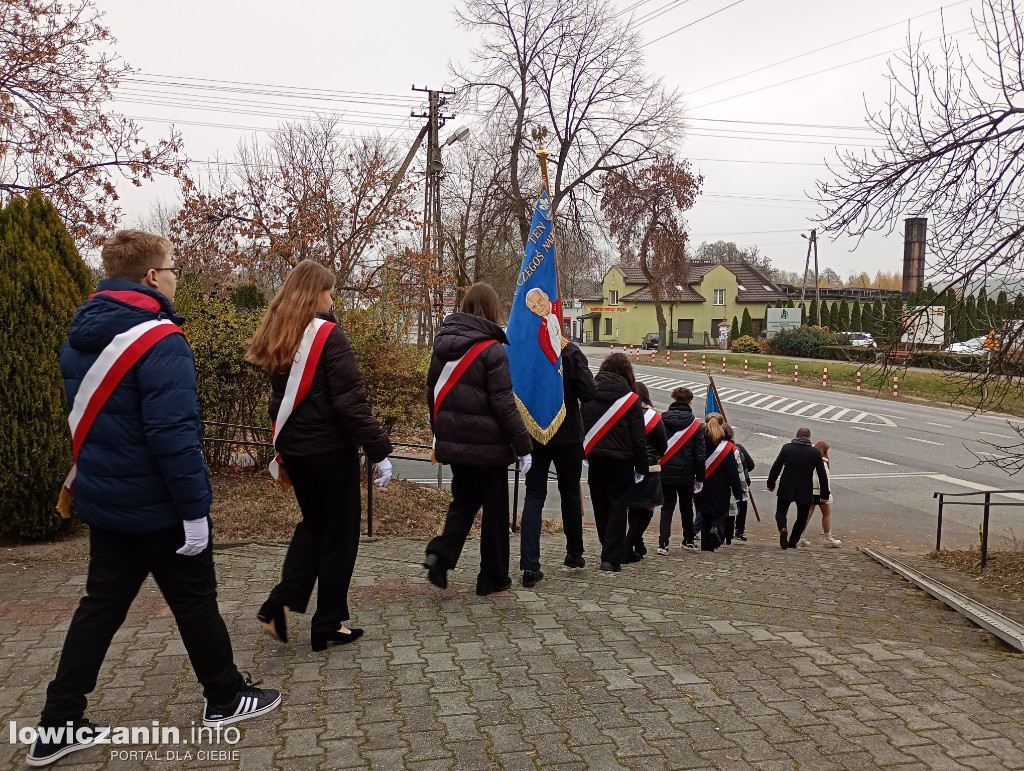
[393,349,1024,553]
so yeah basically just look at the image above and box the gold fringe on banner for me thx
[515,394,566,445]
[275,466,293,492]
[55,485,73,519]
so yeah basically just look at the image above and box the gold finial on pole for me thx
[536,146,551,193]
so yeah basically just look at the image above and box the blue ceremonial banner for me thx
[705,376,721,418]
[505,187,566,443]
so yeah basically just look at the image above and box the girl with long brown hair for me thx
[423,283,533,595]
[247,260,393,651]
[695,413,743,551]
[809,440,841,547]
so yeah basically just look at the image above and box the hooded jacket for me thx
[580,372,648,473]
[269,313,392,463]
[767,437,830,504]
[59,279,211,532]
[427,312,532,466]
[659,401,707,488]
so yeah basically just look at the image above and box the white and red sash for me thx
[643,407,662,434]
[57,319,183,516]
[268,318,335,481]
[705,440,737,477]
[659,419,702,466]
[432,339,497,420]
[583,392,640,456]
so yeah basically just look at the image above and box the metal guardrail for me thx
[200,422,532,538]
[933,487,1024,569]
[861,547,1024,652]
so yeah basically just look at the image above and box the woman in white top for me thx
[809,441,841,547]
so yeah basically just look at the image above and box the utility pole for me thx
[800,228,821,325]
[412,85,455,344]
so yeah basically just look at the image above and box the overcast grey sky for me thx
[100,0,981,281]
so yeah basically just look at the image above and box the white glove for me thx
[742,493,749,502]
[373,458,393,488]
[518,454,532,475]
[634,472,644,484]
[582,459,589,468]
[176,518,209,556]
[693,481,704,494]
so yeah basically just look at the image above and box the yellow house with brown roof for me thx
[581,262,789,347]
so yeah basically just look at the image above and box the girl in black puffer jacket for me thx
[581,353,648,571]
[625,382,668,561]
[658,387,706,552]
[424,283,533,596]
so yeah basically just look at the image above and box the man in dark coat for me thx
[30,230,280,768]
[518,341,597,586]
[766,427,831,549]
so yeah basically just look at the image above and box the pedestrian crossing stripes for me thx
[590,367,896,427]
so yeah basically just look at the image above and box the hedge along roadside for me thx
[174,277,430,472]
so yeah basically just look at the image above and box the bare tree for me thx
[602,156,702,351]
[817,0,1024,454]
[454,0,682,249]
[1,0,186,246]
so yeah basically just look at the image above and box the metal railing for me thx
[201,422,532,538]
[933,488,1024,569]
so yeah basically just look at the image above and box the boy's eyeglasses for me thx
[154,267,183,279]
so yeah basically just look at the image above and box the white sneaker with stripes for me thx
[203,676,282,727]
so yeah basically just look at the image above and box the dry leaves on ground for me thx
[930,549,1024,603]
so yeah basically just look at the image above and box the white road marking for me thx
[755,432,779,440]
[905,436,943,446]
[849,426,881,433]
[733,393,764,405]
[722,390,752,402]
[808,406,837,420]
[928,474,1024,502]
[830,408,851,421]
[979,431,1013,439]
[859,456,896,466]
[925,422,952,428]
[776,399,807,413]
[789,402,820,416]
[744,395,775,408]
[762,397,791,410]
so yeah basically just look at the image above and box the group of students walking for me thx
[29,239,840,767]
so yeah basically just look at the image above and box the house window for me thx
[604,317,613,336]
[610,290,619,306]
[713,289,725,306]
[677,319,694,339]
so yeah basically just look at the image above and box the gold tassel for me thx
[514,395,567,445]
[56,486,73,519]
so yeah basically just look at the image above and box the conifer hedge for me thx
[0,193,91,538]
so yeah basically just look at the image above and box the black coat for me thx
[427,312,532,467]
[660,402,706,487]
[270,315,392,463]
[628,407,669,509]
[580,372,648,473]
[541,342,597,447]
[766,439,830,504]
[697,437,744,516]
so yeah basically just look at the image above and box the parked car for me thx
[847,332,877,348]
[944,336,987,354]
[641,332,660,349]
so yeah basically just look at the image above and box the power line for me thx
[131,72,422,104]
[630,0,695,28]
[687,157,826,166]
[642,0,750,48]
[689,117,874,132]
[691,23,974,110]
[685,0,971,96]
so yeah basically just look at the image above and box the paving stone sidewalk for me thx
[1,535,1023,770]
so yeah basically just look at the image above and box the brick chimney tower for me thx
[902,217,927,295]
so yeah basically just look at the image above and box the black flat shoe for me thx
[599,561,621,572]
[423,553,448,590]
[476,578,513,596]
[257,602,288,644]
[311,627,364,652]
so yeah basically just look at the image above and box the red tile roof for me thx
[613,261,786,303]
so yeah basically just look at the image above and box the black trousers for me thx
[626,508,653,556]
[588,457,634,566]
[42,523,242,723]
[427,465,510,589]
[701,505,728,551]
[735,499,749,536]
[659,483,695,547]
[776,498,812,546]
[267,449,362,636]
[519,441,585,571]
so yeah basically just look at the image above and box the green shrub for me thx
[818,345,877,363]
[0,193,92,538]
[731,335,759,353]
[767,325,845,358]
[230,282,266,310]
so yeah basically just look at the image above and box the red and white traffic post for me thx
[683,352,688,367]
[744,359,749,376]
[893,376,900,397]
[822,367,828,387]
[701,353,706,370]
[665,350,670,365]
[793,364,799,382]
[767,361,773,378]
[856,371,862,391]
[722,357,726,373]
